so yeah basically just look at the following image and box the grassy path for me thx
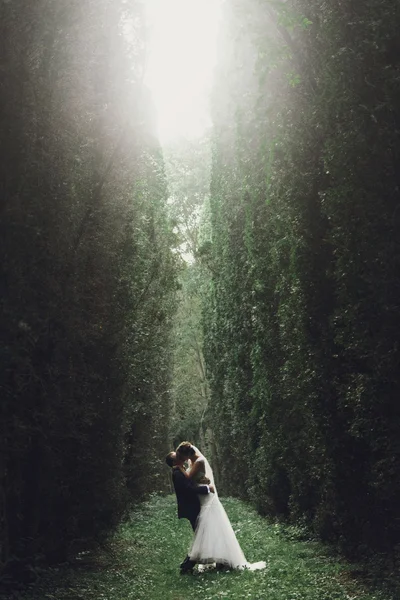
[3,495,391,600]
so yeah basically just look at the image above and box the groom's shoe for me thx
[180,563,195,575]
[180,556,196,574]
[180,566,194,575]
[180,555,193,568]
[180,555,190,569]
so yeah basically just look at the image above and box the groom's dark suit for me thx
[172,467,209,531]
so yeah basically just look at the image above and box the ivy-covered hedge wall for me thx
[0,0,177,572]
[204,0,400,555]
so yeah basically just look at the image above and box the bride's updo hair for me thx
[176,441,196,458]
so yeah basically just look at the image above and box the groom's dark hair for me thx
[165,452,175,468]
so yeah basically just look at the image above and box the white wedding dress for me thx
[188,448,266,571]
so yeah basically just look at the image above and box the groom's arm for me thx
[173,469,210,495]
[195,483,210,495]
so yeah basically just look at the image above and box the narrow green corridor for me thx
[4,495,389,600]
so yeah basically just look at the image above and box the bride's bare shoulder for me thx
[191,456,205,470]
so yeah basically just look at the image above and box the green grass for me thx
[2,495,392,600]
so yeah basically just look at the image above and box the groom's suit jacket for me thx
[172,467,209,529]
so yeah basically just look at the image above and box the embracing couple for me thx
[166,441,266,574]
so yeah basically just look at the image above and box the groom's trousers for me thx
[180,515,198,572]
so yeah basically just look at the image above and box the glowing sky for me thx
[144,0,222,143]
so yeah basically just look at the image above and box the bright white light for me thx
[144,0,222,143]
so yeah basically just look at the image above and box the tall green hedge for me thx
[204,0,400,555]
[0,0,177,573]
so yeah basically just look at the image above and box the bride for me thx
[175,441,266,571]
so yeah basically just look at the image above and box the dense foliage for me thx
[163,139,212,451]
[204,0,400,555]
[0,0,177,575]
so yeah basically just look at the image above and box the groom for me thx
[165,450,214,573]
